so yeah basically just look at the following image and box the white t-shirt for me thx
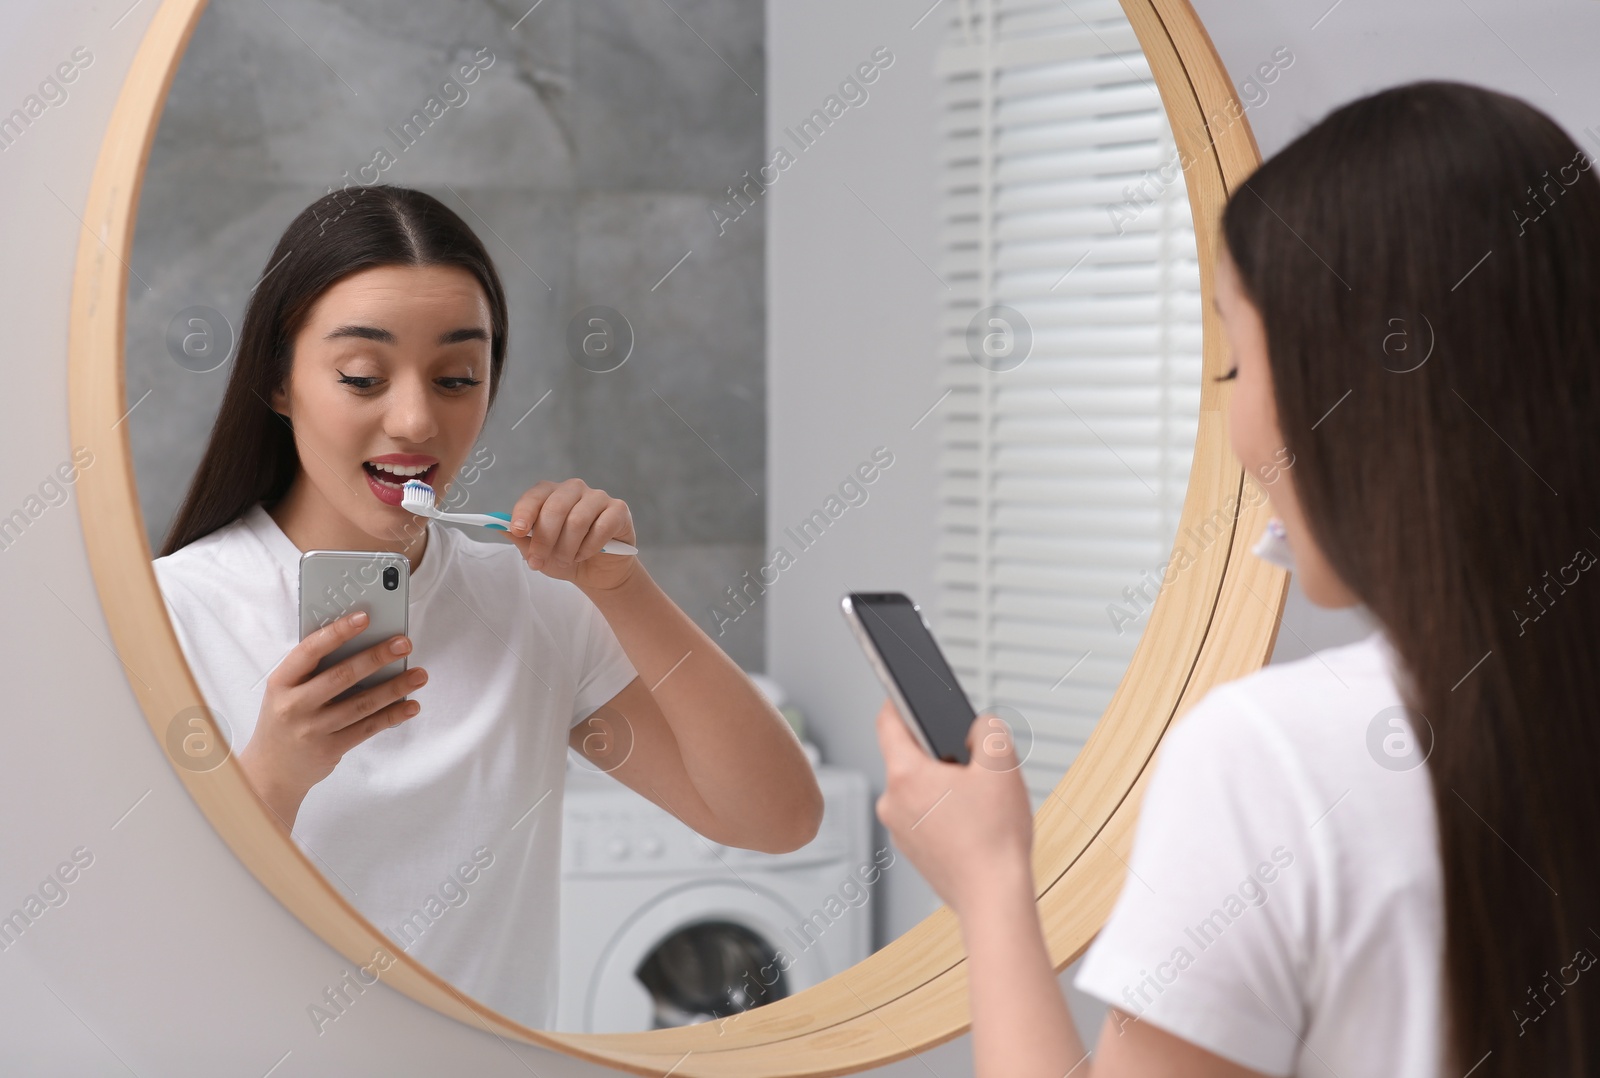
[1073,631,1445,1075]
[152,502,639,1029]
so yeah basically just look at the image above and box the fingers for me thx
[513,480,579,551]
[876,701,925,832]
[330,696,420,756]
[572,499,630,562]
[874,791,893,829]
[507,480,558,541]
[875,698,916,772]
[971,711,1020,771]
[300,631,415,714]
[325,662,428,736]
[275,610,371,688]
[877,699,965,792]
[510,481,629,568]
[546,489,611,565]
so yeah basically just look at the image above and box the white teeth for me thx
[367,461,433,477]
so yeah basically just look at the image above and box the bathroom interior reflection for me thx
[127,0,1202,1034]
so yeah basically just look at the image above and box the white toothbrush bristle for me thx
[401,479,436,514]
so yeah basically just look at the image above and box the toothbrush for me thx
[400,479,639,556]
[1250,517,1294,571]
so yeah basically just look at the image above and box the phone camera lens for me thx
[383,566,398,590]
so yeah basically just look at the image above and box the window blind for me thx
[933,0,1204,808]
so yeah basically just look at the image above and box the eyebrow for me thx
[324,324,489,346]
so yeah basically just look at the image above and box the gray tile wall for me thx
[128,0,767,671]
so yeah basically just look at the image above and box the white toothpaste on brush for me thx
[1250,517,1295,571]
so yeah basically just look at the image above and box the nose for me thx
[384,373,441,444]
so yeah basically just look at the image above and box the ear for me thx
[269,382,291,421]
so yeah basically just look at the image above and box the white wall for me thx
[5,0,1600,1074]
[763,0,946,948]
[0,3,679,1074]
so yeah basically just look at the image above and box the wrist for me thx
[577,560,653,606]
[957,853,1037,925]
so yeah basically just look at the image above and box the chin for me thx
[1298,575,1337,608]
[1297,567,1360,610]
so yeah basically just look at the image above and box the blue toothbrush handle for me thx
[482,510,638,555]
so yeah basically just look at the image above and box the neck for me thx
[267,476,429,575]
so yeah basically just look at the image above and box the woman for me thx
[876,80,1600,1076]
[152,184,822,1029]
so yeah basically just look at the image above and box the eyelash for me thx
[337,373,482,392]
[1213,366,1239,382]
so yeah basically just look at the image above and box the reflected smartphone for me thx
[840,591,976,764]
[298,550,410,705]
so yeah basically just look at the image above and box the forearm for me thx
[580,564,821,847]
[960,858,1090,1078]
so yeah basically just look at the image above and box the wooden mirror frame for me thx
[68,0,1281,1072]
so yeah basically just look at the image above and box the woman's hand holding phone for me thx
[237,609,427,830]
[873,697,1034,921]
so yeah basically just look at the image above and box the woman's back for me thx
[1074,633,1443,1074]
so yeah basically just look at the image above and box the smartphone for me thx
[298,550,410,705]
[840,592,975,764]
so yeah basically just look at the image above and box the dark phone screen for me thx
[852,593,976,764]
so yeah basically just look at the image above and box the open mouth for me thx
[363,461,438,490]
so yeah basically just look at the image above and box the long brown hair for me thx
[1222,80,1600,1074]
[158,184,509,557]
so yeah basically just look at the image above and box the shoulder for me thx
[1137,631,1428,913]
[1162,632,1402,786]
[151,515,255,595]
[152,515,248,567]
[1151,630,1438,946]
[1211,631,1398,714]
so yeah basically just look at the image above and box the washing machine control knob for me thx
[606,836,631,860]
[639,835,664,858]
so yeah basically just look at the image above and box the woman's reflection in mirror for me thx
[151,185,823,1029]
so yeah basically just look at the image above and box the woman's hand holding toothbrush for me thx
[504,478,640,591]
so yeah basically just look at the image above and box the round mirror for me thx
[71,0,1281,1070]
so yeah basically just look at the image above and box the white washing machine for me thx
[555,759,873,1033]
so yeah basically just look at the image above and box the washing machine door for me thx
[585,879,832,1033]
